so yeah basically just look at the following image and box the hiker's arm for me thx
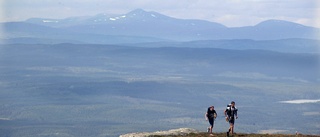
[235,109,238,119]
[214,111,217,119]
[205,112,208,120]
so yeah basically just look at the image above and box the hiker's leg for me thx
[229,118,235,134]
[231,119,235,134]
[229,119,234,134]
[209,119,214,133]
[230,123,234,134]
[227,124,231,137]
[210,119,213,133]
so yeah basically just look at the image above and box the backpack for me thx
[207,107,216,119]
[226,104,231,115]
[226,104,236,116]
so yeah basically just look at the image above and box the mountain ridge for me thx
[119,128,320,137]
[24,9,316,29]
[2,9,319,44]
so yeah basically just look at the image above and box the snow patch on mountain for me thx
[258,129,288,134]
[42,20,59,23]
[109,15,126,21]
[303,112,320,116]
[279,99,320,104]
[0,118,10,120]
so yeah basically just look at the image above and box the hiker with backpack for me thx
[224,101,238,136]
[205,106,217,134]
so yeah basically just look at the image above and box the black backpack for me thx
[226,104,238,117]
[207,107,216,118]
[226,104,232,116]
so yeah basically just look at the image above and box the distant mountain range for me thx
[1,9,319,44]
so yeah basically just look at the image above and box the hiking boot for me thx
[226,131,229,137]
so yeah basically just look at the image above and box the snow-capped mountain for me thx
[2,9,319,44]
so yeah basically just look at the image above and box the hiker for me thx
[224,101,238,136]
[205,106,217,133]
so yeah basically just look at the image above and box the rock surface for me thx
[119,128,199,137]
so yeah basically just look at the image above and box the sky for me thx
[1,0,320,28]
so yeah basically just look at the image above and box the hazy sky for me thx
[1,0,319,28]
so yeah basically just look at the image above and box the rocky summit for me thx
[120,128,199,137]
[119,128,320,137]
